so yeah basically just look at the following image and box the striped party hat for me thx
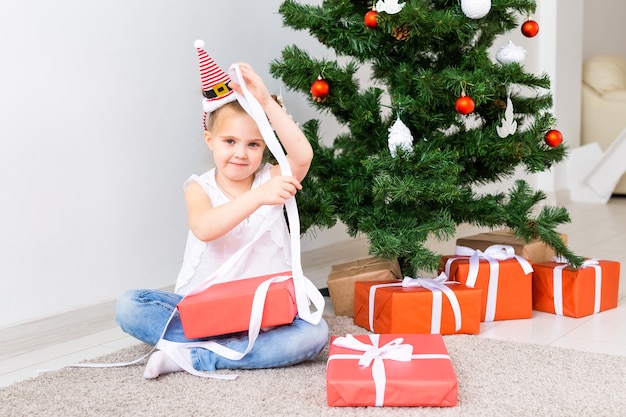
[195,39,237,128]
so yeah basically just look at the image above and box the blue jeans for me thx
[115,289,329,371]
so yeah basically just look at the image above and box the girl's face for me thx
[205,108,266,182]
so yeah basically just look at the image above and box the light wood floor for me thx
[2,198,626,386]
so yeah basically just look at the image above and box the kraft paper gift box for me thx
[441,245,534,322]
[532,259,620,318]
[353,276,481,335]
[327,256,402,317]
[326,333,458,407]
[456,229,568,265]
[177,271,298,339]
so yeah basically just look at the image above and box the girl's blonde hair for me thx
[205,100,246,132]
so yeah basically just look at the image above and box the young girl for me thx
[115,55,328,379]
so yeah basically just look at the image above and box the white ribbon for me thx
[551,257,602,315]
[367,273,463,333]
[328,335,450,407]
[444,244,533,321]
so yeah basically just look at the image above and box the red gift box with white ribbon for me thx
[441,244,534,322]
[354,274,481,335]
[326,334,458,407]
[532,258,620,318]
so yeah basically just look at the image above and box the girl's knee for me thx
[114,289,145,331]
[115,290,138,320]
[300,317,329,353]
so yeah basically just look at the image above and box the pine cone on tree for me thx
[392,24,410,41]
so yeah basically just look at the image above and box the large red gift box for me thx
[177,271,297,338]
[441,245,534,322]
[326,334,458,407]
[353,277,481,335]
[532,259,620,318]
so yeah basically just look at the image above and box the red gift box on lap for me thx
[532,259,621,318]
[441,245,534,322]
[177,271,297,338]
[353,275,481,335]
[326,334,458,407]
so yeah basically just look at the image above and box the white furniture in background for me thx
[581,54,626,195]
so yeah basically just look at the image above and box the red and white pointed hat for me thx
[195,40,237,126]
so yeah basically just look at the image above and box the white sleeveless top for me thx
[174,163,292,295]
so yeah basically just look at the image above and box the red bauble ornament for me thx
[521,19,540,37]
[364,10,379,28]
[544,129,563,147]
[455,95,475,115]
[310,78,329,102]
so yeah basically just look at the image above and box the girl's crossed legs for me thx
[115,289,329,377]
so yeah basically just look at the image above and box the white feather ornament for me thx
[388,117,414,157]
[496,41,527,65]
[376,0,406,14]
[461,0,491,19]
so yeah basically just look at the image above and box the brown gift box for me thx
[327,256,402,317]
[455,229,568,265]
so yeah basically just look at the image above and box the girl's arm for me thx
[185,175,302,242]
[229,63,313,181]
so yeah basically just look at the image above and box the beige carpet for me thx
[1,315,625,417]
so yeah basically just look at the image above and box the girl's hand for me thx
[229,62,272,107]
[258,175,302,205]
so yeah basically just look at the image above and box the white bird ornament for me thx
[496,95,518,138]
[375,0,406,14]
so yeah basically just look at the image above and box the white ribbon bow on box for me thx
[551,257,602,315]
[328,334,450,407]
[444,244,533,321]
[368,273,463,334]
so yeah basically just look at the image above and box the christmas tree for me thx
[270,0,583,275]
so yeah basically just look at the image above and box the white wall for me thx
[536,0,584,193]
[0,0,336,328]
[583,0,626,60]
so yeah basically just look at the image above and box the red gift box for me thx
[532,259,620,318]
[441,245,534,322]
[326,334,458,407]
[177,271,297,338]
[353,276,481,335]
